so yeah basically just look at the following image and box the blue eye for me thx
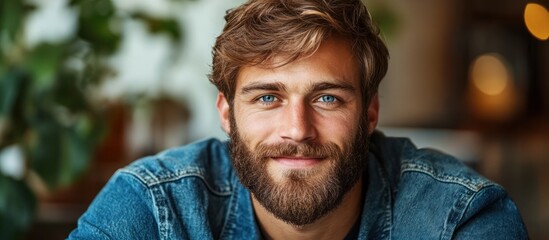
[259,95,277,102]
[319,95,336,103]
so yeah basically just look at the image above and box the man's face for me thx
[217,37,378,226]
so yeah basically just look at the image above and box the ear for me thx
[367,94,379,134]
[216,92,231,134]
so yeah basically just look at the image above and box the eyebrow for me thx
[309,82,356,93]
[240,82,287,94]
[239,81,356,95]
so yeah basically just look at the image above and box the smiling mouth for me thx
[271,156,325,168]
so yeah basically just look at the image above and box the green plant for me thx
[363,0,399,39]
[0,0,184,238]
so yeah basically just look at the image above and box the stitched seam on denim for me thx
[130,169,165,239]
[118,168,168,239]
[149,184,169,240]
[400,163,493,192]
[119,167,158,186]
[441,189,475,240]
[379,162,393,239]
[219,178,238,239]
[151,154,230,189]
[452,185,503,239]
[80,217,114,239]
[120,168,232,197]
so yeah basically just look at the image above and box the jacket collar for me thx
[219,170,262,239]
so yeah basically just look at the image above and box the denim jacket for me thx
[68,132,528,239]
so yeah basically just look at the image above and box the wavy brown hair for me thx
[209,0,389,105]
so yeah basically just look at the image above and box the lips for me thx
[271,156,324,168]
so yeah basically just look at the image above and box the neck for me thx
[252,177,364,240]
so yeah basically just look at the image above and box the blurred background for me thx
[0,0,547,239]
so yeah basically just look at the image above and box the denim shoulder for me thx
[121,138,233,194]
[68,138,235,239]
[370,131,494,192]
[388,137,528,239]
[400,146,493,192]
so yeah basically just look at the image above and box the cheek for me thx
[234,107,276,145]
[315,111,360,144]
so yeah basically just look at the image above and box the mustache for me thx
[252,142,342,159]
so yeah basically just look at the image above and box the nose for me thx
[278,101,317,143]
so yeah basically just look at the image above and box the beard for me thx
[228,110,370,226]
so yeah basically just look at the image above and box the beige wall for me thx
[376,0,461,126]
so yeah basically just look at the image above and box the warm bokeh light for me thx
[524,3,549,40]
[468,53,522,122]
[470,54,510,96]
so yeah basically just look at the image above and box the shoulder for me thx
[69,138,236,239]
[375,130,499,204]
[400,146,493,192]
[370,130,493,192]
[372,132,527,239]
[395,147,528,239]
[119,138,234,194]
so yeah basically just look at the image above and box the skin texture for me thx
[217,37,379,239]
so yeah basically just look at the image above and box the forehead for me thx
[235,37,360,92]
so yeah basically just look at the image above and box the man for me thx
[69,0,528,239]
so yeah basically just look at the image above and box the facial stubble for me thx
[228,109,370,226]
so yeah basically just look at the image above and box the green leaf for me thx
[74,113,105,143]
[81,52,114,85]
[132,13,182,41]
[0,69,24,117]
[68,0,83,6]
[24,43,66,90]
[28,112,63,188]
[74,0,121,54]
[372,8,398,37]
[364,1,399,38]
[0,0,37,50]
[58,124,94,186]
[0,174,36,240]
[0,68,30,147]
[52,70,88,112]
[28,108,102,189]
[0,0,25,48]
